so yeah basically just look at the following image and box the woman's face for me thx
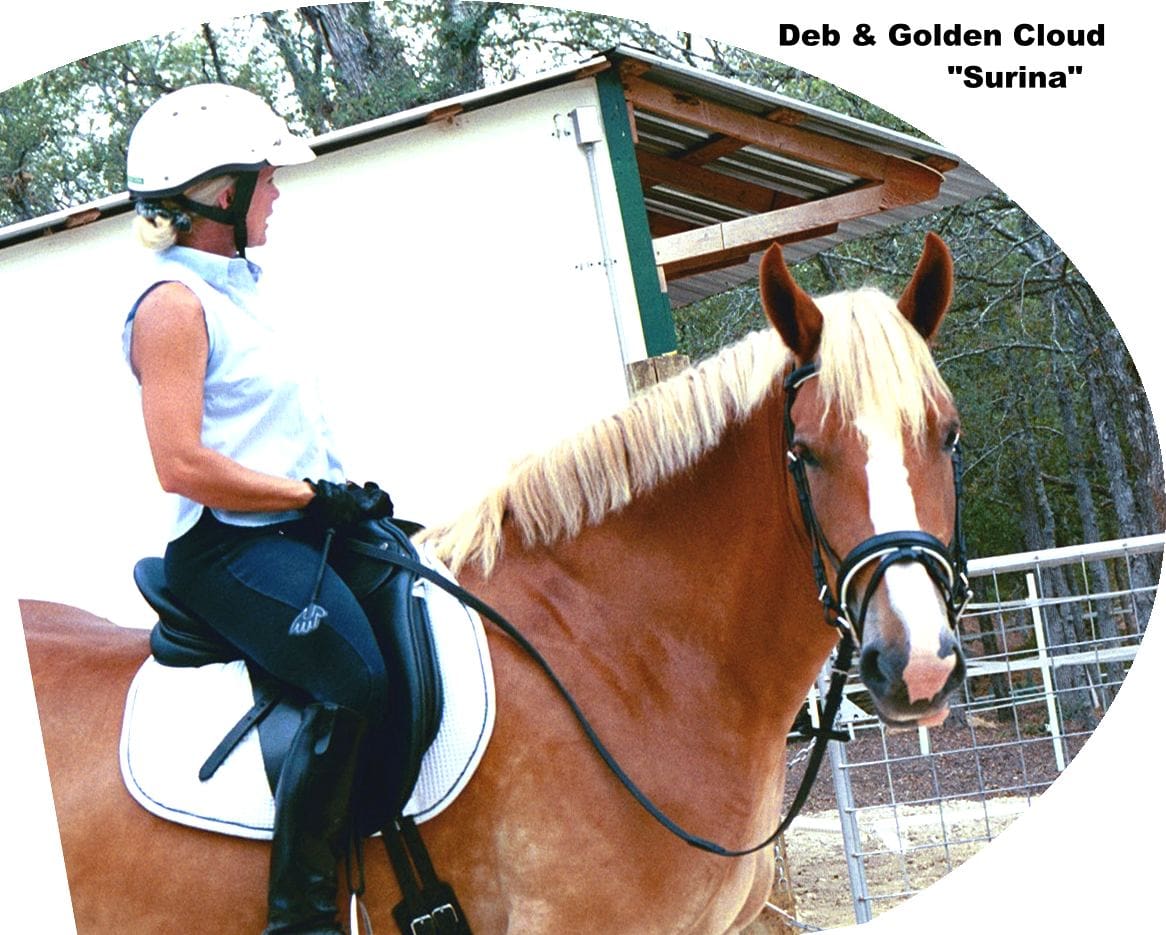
[245,167,280,247]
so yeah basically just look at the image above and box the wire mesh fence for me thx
[773,533,1163,930]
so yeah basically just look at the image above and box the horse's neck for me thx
[493,393,833,739]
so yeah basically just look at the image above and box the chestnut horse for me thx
[23,234,965,933]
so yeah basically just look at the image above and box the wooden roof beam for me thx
[425,103,464,124]
[636,150,791,215]
[660,223,840,278]
[654,184,888,278]
[678,107,807,166]
[647,213,700,238]
[647,206,823,240]
[622,74,942,204]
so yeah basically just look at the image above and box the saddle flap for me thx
[130,526,451,835]
[332,519,445,830]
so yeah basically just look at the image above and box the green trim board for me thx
[594,69,677,357]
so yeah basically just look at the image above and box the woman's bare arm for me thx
[130,281,314,513]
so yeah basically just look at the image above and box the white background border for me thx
[4,3,1162,931]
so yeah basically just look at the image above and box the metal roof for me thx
[608,47,996,307]
[1,46,996,308]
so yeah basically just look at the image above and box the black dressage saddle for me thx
[132,517,444,835]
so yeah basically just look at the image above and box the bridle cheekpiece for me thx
[782,361,972,647]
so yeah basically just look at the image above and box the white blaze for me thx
[857,417,953,703]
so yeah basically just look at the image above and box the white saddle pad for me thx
[119,542,496,840]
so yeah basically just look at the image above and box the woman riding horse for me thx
[26,131,966,927]
[123,83,395,934]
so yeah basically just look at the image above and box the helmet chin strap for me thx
[173,170,259,257]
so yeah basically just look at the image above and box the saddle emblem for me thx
[289,603,328,636]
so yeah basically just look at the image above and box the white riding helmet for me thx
[126,84,314,255]
[126,83,314,197]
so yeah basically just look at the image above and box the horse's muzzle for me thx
[859,630,966,726]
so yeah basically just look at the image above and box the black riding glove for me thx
[304,479,394,531]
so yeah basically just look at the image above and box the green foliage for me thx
[1,25,289,222]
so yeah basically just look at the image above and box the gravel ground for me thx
[742,711,1085,932]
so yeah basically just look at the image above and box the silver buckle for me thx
[411,903,458,935]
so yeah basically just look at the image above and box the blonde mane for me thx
[419,288,952,576]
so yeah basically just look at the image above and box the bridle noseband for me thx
[783,361,972,647]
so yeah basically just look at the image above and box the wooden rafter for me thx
[424,103,464,124]
[647,213,698,238]
[653,184,891,279]
[622,73,942,202]
[677,106,807,167]
[658,223,840,278]
[636,150,790,215]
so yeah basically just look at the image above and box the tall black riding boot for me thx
[263,703,367,935]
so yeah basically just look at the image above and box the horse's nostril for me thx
[860,647,889,691]
[939,627,960,659]
[944,645,968,693]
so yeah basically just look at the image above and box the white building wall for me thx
[4,77,648,628]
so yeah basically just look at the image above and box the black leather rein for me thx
[354,481,863,857]
[354,362,970,859]
[350,541,832,858]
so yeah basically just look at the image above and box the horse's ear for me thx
[897,232,953,342]
[759,242,822,362]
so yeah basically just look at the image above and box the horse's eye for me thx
[942,424,961,453]
[791,441,820,468]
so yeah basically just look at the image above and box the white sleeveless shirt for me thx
[124,246,345,540]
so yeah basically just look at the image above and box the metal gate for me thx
[779,533,1162,929]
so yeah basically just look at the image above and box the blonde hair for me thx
[418,288,954,579]
[132,175,237,250]
[814,289,951,444]
[418,330,789,576]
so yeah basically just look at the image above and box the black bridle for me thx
[782,361,971,648]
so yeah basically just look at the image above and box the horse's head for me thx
[760,233,967,727]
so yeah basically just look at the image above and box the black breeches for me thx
[164,511,389,725]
